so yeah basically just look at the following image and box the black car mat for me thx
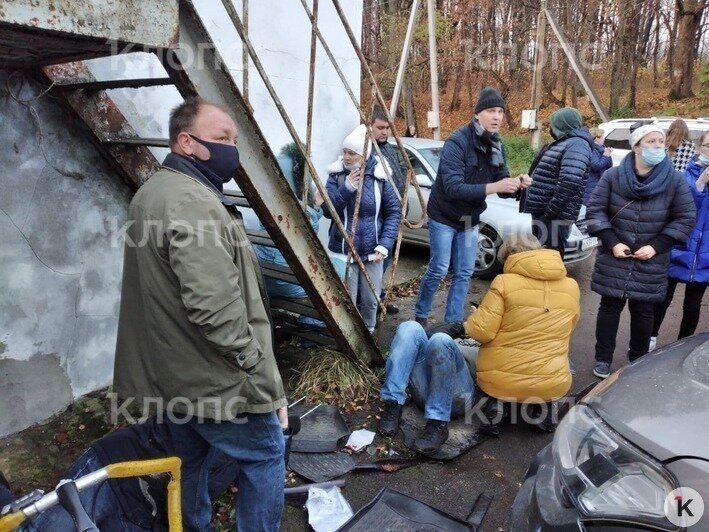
[399,404,488,460]
[289,452,427,483]
[289,452,355,483]
[289,404,351,453]
[336,488,492,531]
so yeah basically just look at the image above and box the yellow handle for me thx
[0,511,26,532]
[105,457,182,480]
[0,458,183,532]
[107,458,182,532]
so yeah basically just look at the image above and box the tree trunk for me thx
[669,0,704,100]
[403,77,418,133]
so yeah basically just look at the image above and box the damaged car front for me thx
[510,333,709,531]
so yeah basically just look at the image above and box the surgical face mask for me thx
[344,162,361,172]
[699,154,709,166]
[640,147,666,167]
[189,135,240,183]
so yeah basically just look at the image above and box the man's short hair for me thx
[371,104,389,125]
[498,233,542,263]
[168,97,231,146]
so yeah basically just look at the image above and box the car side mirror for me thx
[416,174,432,188]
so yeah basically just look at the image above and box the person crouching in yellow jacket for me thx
[378,233,580,454]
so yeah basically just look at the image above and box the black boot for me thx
[479,397,505,437]
[413,420,449,454]
[378,400,402,437]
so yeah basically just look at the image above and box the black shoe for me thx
[378,400,402,437]
[386,303,400,314]
[479,397,505,437]
[413,420,449,454]
[414,316,428,327]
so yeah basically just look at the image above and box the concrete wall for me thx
[0,71,131,437]
[0,1,363,436]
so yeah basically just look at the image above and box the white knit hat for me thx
[342,124,371,157]
[629,124,665,149]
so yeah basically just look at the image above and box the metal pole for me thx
[242,0,250,109]
[303,0,320,208]
[543,7,610,122]
[390,0,421,119]
[218,0,382,302]
[427,0,441,140]
[327,0,427,227]
[531,0,547,150]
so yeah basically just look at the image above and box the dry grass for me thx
[292,348,381,405]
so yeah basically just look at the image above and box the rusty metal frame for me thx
[216,0,383,311]
[170,0,383,365]
[41,62,160,188]
[297,0,427,220]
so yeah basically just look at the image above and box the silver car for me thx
[394,138,597,279]
[511,333,709,531]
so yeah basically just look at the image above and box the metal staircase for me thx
[2,0,395,365]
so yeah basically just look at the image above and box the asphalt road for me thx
[281,243,699,531]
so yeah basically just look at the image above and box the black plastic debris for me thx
[289,453,426,483]
[289,404,350,453]
[289,452,356,483]
[337,488,493,531]
[399,404,487,460]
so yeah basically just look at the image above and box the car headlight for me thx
[553,404,678,529]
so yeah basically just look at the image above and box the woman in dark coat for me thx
[586,125,696,379]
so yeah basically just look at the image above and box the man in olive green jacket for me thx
[113,98,287,531]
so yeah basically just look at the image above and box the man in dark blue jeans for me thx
[414,87,531,326]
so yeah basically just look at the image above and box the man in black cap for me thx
[412,87,531,329]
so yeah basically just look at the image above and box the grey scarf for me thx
[473,121,505,168]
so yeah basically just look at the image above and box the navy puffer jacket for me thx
[324,155,402,258]
[524,127,595,221]
[426,121,509,230]
[587,153,696,302]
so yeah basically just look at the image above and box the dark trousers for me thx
[531,216,571,258]
[595,296,655,364]
[653,278,708,339]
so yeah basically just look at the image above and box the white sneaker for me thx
[648,336,657,351]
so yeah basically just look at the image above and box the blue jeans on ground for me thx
[20,449,143,531]
[415,219,478,322]
[165,412,285,532]
[380,321,476,422]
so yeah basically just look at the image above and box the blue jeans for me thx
[380,321,476,422]
[20,449,143,531]
[415,219,478,322]
[166,412,285,532]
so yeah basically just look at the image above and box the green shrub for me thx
[504,135,535,176]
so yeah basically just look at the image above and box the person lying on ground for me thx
[378,233,580,454]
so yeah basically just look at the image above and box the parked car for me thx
[394,137,597,279]
[598,117,709,166]
[510,333,709,531]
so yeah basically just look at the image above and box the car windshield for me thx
[418,148,442,174]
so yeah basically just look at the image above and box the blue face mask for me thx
[640,147,666,167]
[189,135,240,183]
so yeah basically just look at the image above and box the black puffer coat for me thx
[524,127,595,221]
[587,153,696,302]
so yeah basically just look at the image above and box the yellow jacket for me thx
[465,249,580,403]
